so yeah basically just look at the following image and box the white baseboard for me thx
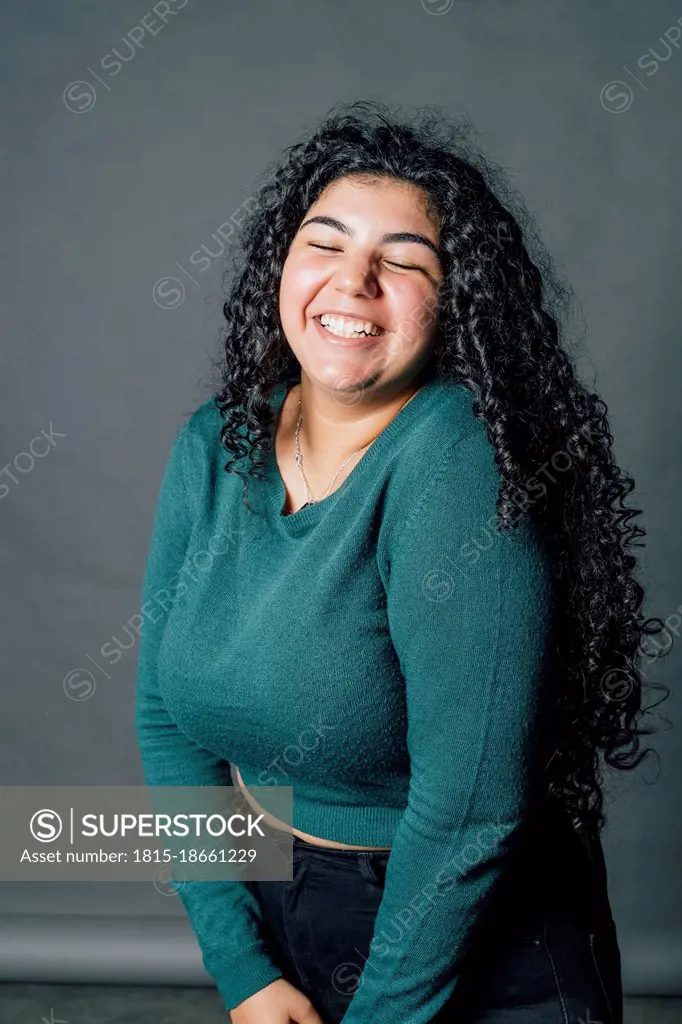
[0,915,680,996]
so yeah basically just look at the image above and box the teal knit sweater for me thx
[135,375,552,1023]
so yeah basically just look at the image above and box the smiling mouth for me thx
[313,314,386,340]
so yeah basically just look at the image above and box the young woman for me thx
[135,101,669,1024]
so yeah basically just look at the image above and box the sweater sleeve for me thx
[134,419,283,1015]
[340,424,552,1024]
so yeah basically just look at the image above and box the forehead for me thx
[305,175,437,232]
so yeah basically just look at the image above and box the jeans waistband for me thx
[292,832,391,863]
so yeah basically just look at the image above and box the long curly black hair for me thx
[209,100,671,837]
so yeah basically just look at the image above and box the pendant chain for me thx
[293,397,371,505]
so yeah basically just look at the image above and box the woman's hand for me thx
[230,977,326,1023]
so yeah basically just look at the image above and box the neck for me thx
[293,371,428,466]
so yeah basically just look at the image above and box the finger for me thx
[291,994,326,1024]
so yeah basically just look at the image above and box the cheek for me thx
[279,259,324,319]
[391,284,439,343]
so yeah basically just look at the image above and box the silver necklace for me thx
[294,396,371,505]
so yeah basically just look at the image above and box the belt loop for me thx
[357,851,377,884]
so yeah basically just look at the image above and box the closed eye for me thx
[309,244,422,273]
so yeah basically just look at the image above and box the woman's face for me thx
[278,174,444,397]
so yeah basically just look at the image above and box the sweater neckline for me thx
[262,374,444,531]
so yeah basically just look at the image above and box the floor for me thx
[0,985,680,1023]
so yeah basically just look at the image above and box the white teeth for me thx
[318,314,382,338]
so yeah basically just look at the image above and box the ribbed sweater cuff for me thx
[204,942,284,1014]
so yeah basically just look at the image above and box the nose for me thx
[332,252,378,299]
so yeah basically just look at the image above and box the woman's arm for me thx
[340,423,552,1024]
[134,419,283,1014]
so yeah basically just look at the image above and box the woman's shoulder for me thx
[175,396,229,465]
[181,395,224,442]
[392,378,495,489]
[166,397,229,497]
[376,382,497,563]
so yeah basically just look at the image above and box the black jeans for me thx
[248,816,624,1024]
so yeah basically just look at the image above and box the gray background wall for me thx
[0,0,679,996]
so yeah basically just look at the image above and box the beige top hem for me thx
[232,764,392,852]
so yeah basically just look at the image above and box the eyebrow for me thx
[299,215,442,261]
